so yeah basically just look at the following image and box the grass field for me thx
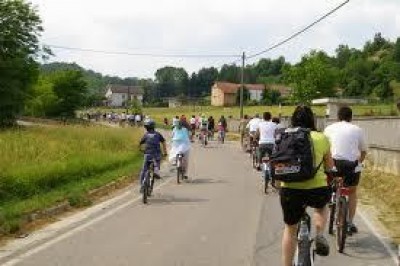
[0,125,143,234]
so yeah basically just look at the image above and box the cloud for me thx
[30,0,400,78]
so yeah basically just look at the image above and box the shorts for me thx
[334,159,360,187]
[258,143,274,159]
[280,187,331,225]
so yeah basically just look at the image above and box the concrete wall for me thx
[227,116,400,175]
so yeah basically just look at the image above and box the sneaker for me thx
[315,235,330,256]
[347,223,358,234]
[154,173,161,180]
[184,175,189,180]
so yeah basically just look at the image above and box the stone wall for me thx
[227,116,400,175]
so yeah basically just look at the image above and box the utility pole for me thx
[239,52,245,119]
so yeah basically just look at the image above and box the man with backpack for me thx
[324,106,367,234]
[270,106,334,266]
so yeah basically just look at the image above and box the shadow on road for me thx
[148,194,209,205]
[340,232,394,261]
[189,178,228,185]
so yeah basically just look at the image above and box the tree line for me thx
[1,0,400,127]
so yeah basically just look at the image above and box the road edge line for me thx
[1,176,174,266]
[357,207,398,265]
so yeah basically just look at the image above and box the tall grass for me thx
[0,125,143,233]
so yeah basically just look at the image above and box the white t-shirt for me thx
[246,118,261,132]
[190,117,196,125]
[324,121,367,161]
[258,120,277,145]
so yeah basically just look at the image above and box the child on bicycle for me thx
[169,120,191,179]
[139,119,167,192]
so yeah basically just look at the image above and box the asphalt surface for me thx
[0,141,397,266]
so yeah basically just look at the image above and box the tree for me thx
[261,89,281,105]
[154,66,189,98]
[394,38,400,63]
[24,75,57,117]
[50,70,88,117]
[0,0,44,127]
[283,51,337,103]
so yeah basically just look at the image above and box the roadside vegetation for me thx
[359,168,400,244]
[0,125,142,235]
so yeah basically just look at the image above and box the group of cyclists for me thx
[241,106,367,266]
[138,105,367,266]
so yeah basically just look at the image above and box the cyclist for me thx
[199,114,209,142]
[139,119,167,193]
[324,106,367,234]
[280,106,334,266]
[189,115,196,142]
[217,115,227,143]
[246,113,261,144]
[208,116,215,140]
[256,112,277,170]
[169,120,191,179]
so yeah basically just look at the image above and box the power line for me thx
[46,44,241,59]
[247,0,350,60]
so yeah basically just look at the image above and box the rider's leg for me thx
[282,224,298,266]
[280,188,304,266]
[313,206,328,235]
[348,186,357,223]
[154,154,161,178]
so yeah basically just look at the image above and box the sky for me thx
[29,0,400,79]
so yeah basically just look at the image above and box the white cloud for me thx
[29,0,400,78]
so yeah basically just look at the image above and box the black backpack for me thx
[270,127,323,182]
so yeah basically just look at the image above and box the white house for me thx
[105,84,144,107]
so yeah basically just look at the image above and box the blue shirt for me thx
[140,131,165,155]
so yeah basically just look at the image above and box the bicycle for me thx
[294,211,315,266]
[328,175,350,253]
[199,129,208,147]
[250,138,258,169]
[176,153,185,184]
[142,159,156,204]
[261,156,278,194]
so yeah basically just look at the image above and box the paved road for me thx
[0,141,397,266]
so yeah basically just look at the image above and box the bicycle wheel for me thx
[177,166,182,184]
[252,149,257,169]
[328,200,336,235]
[147,164,155,197]
[296,241,312,266]
[336,196,348,253]
[142,172,149,204]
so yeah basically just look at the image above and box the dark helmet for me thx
[144,119,155,130]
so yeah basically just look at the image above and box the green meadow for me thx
[0,125,143,234]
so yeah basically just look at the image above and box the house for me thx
[211,82,292,106]
[105,84,144,107]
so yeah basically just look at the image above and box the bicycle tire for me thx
[328,201,336,235]
[147,164,155,197]
[142,172,149,204]
[296,241,312,266]
[177,166,182,184]
[336,196,348,253]
[252,150,257,169]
